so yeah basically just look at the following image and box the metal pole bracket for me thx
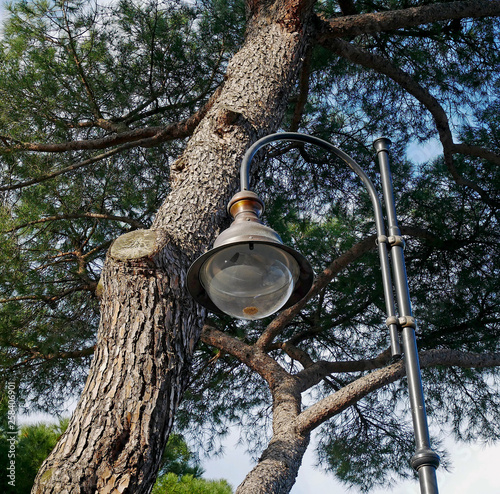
[388,235,405,248]
[398,315,416,329]
[385,315,416,330]
[411,447,441,471]
[376,235,405,249]
[376,235,388,246]
[385,316,399,327]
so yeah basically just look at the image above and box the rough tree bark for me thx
[236,385,310,494]
[32,0,316,492]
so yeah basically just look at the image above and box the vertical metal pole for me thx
[373,138,440,494]
[377,239,402,359]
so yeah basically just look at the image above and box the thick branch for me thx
[420,348,500,370]
[318,36,496,204]
[0,105,212,192]
[319,37,452,142]
[200,325,291,389]
[0,127,165,153]
[295,359,405,434]
[317,1,500,39]
[3,125,164,154]
[295,347,392,393]
[451,142,500,166]
[280,340,393,394]
[1,87,221,154]
[280,341,315,368]
[295,348,500,434]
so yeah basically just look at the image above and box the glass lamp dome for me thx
[200,243,300,320]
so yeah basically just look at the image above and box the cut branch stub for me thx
[109,229,158,261]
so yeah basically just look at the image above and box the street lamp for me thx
[187,132,440,493]
[186,188,313,320]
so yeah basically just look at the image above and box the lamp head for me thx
[187,191,314,320]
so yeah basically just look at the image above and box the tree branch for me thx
[1,126,160,153]
[35,345,96,361]
[420,348,500,370]
[6,343,96,371]
[337,0,357,16]
[200,325,291,389]
[0,284,96,305]
[120,49,225,126]
[295,358,404,434]
[295,347,393,393]
[256,221,477,352]
[280,341,315,368]
[0,145,127,192]
[317,1,500,39]
[279,298,371,348]
[264,224,475,351]
[62,4,103,122]
[0,101,216,192]
[4,212,146,233]
[0,86,222,155]
[295,348,500,434]
[317,36,497,205]
[451,142,500,166]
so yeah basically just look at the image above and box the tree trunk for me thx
[236,378,310,494]
[236,430,310,494]
[32,2,315,492]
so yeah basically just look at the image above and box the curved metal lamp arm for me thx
[241,132,384,230]
[240,132,401,357]
[186,130,438,493]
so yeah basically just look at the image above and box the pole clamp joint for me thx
[398,316,416,329]
[388,235,405,248]
[386,316,415,329]
[376,235,405,249]
[385,316,399,328]
[411,447,440,471]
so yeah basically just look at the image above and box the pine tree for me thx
[0,1,499,492]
